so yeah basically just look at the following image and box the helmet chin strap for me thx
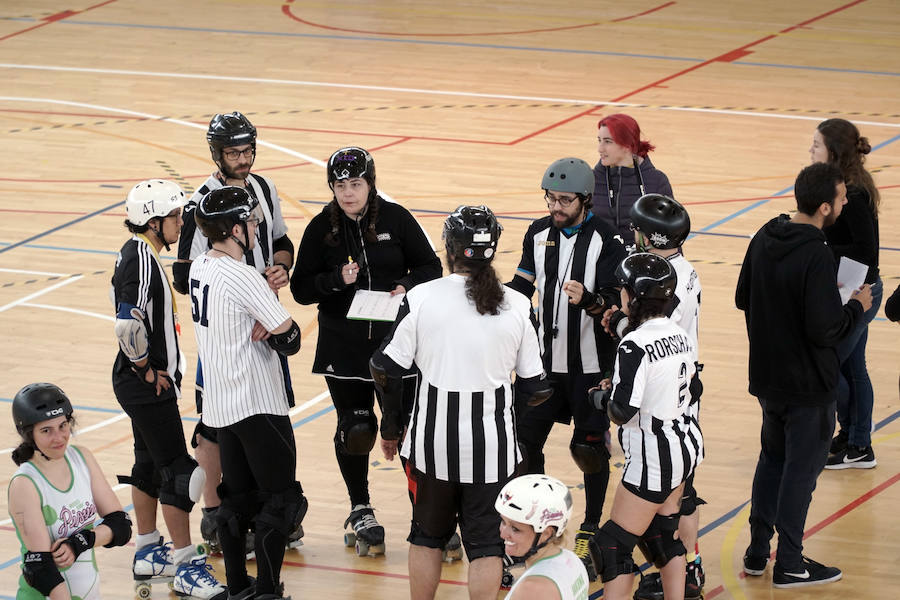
[228,222,252,257]
[151,218,171,252]
[515,532,550,562]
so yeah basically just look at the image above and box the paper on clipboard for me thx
[347,289,405,322]
[837,256,867,305]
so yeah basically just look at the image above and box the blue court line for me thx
[0,200,124,255]
[733,61,900,77]
[293,405,336,429]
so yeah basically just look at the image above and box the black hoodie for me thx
[735,214,863,405]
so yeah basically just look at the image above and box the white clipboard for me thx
[346,289,405,322]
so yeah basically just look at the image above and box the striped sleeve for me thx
[231,264,290,331]
[611,339,647,410]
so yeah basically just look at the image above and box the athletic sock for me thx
[173,545,196,566]
[136,529,162,550]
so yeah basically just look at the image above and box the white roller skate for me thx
[172,552,226,599]
[343,504,385,557]
[133,536,175,599]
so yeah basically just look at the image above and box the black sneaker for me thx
[829,429,849,455]
[825,445,876,470]
[743,549,768,576]
[773,556,841,588]
[685,557,705,600]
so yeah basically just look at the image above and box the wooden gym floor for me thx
[1,1,898,598]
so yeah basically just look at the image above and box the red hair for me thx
[598,114,655,158]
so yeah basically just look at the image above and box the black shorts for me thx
[518,371,609,433]
[621,478,685,505]
[680,471,706,516]
[405,462,506,561]
[191,419,218,447]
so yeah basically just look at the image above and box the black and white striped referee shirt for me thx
[382,274,544,484]
[612,317,703,494]
[189,253,292,427]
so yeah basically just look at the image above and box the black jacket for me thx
[735,214,863,405]
[885,283,900,322]
[593,156,673,246]
[823,184,880,283]
[290,197,441,379]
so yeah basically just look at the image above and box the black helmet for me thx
[195,186,260,242]
[443,205,502,260]
[630,194,690,250]
[615,252,676,300]
[12,383,73,436]
[207,112,257,164]
[327,147,375,189]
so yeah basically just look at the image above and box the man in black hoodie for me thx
[735,162,872,589]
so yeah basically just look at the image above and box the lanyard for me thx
[605,156,646,228]
[136,234,178,318]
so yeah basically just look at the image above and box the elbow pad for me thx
[22,551,64,596]
[608,397,639,426]
[101,510,133,548]
[115,304,149,362]
[272,234,294,257]
[172,261,191,295]
[370,355,405,440]
[268,321,301,356]
[514,374,553,409]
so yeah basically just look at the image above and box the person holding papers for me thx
[290,147,441,554]
[810,119,883,469]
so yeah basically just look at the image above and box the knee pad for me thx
[335,408,377,456]
[637,513,686,568]
[216,483,257,539]
[256,482,307,536]
[159,455,204,512]
[117,449,159,498]
[590,520,638,583]
[680,484,706,517]
[569,429,610,474]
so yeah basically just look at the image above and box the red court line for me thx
[704,468,900,599]
[610,0,868,102]
[282,558,467,586]
[0,0,118,42]
[281,0,675,38]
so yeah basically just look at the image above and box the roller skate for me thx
[343,504,385,557]
[172,552,226,599]
[633,557,705,600]
[442,531,463,563]
[245,529,256,561]
[199,508,220,556]
[573,522,599,582]
[500,555,518,590]
[286,494,308,551]
[133,536,175,599]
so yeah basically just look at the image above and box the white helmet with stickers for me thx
[495,474,573,537]
[125,179,188,226]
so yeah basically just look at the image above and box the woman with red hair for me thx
[594,114,673,248]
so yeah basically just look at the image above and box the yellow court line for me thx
[720,504,752,600]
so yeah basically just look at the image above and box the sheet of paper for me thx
[346,289,405,322]
[837,256,868,305]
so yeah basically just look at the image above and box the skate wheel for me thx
[344,532,357,547]
[368,543,385,556]
[135,582,152,599]
[443,548,463,563]
[501,571,514,589]
[355,540,369,556]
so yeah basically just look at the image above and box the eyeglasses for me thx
[222,148,255,160]
[544,191,579,207]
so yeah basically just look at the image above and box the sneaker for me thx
[825,445,876,469]
[772,556,842,588]
[743,549,768,576]
[173,554,226,599]
[829,430,848,455]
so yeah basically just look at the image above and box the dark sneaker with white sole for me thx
[825,445,876,469]
[773,556,841,588]
[829,429,848,455]
[743,549,769,576]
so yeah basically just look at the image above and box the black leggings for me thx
[217,414,297,596]
[326,377,377,508]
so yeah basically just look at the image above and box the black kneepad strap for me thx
[637,513,686,568]
[336,409,377,455]
[22,551,64,595]
[257,482,307,536]
[101,510,133,548]
[590,521,638,583]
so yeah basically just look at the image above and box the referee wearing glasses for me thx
[506,157,627,581]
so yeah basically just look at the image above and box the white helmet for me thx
[495,474,573,537]
[125,180,188,226]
